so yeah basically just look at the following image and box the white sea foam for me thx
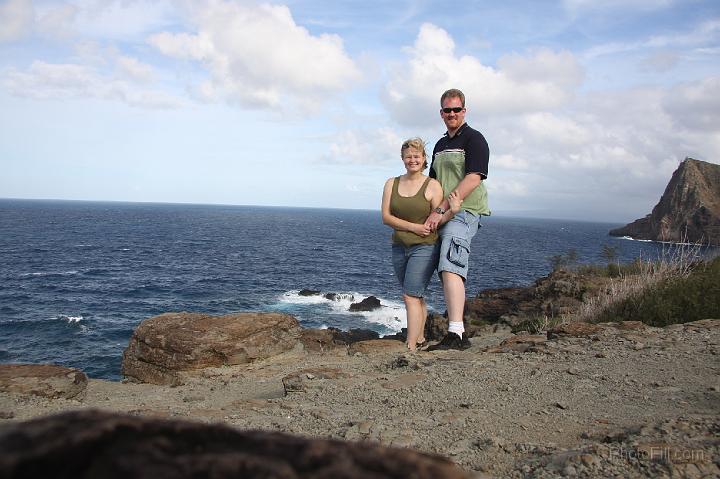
[57,315,84,323]
[279,291,329,305]
[618,236,697,246]
[22,270,79,277]
[279,290,406,332]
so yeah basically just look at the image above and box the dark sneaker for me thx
[426,332,471,351]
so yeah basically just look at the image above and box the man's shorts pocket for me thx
[447,237,470,268]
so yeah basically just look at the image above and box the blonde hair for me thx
[400,137,428,169]
[441,88,465,107]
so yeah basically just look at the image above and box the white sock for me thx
[448,321,464,337]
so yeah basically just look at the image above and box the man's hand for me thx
[448,191,463,213]
[424,211,443,232]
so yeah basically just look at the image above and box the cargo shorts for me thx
[437,210,480,281]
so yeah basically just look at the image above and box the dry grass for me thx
[571,241,708,324]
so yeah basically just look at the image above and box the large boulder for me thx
[122,312,301,385]
[0,409,470,479]
[349,296,381,312]
[0,364,87,399]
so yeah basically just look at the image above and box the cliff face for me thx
[610,158,720,245]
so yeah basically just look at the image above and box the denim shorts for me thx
[392,243,438,298]
[437,210,480,280]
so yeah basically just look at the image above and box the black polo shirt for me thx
[430,123,489,179]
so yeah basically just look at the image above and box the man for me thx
[424,88,490,350]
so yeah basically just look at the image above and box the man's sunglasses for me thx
[442,107,464,114]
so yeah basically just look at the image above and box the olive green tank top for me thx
[390,176,438,247]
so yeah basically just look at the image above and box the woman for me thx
[381,138,461,351]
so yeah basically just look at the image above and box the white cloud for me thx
[69,0,178,41]
[0,0,34,42]
[486,178,529,197]
[116,56,155,83]
[585,20,720,60]
[382,23,584,127]
[640,51,680,72]
[522,112,591,148]
[3,60,182,109]
[499,48,584,89]
[148,0,361,110]
[35,3,79,39]
[493,154,530,171]
[664,76,720,132]
[324,128,402,165]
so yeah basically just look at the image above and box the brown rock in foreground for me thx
[609,158,720,245]
[547,321,602,339]
[0,364,87,399]
[122,312,301,385]
[0,409,470,479]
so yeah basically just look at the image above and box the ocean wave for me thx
[20,270,79,278]
[57,314,84,323]
[279,290,406,332]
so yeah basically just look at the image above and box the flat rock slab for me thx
[0,409,470,479]
[122,312,301,385]
[0,364,87,399]
[348,339,406,355]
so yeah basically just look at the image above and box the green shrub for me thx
[592,256,720,327]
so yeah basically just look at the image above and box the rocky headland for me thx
[1,272,719,478]
[610,158,720,245]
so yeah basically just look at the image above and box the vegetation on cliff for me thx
[560,244,719,327]
[583,254,720,327]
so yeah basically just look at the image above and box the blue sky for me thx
[1,0,718,222]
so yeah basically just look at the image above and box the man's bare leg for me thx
[442,270,465,325]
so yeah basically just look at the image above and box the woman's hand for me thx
[413,223,432,237]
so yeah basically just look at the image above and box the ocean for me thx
[0,199,678,380]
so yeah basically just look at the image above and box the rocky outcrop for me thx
[463,269,603,333]
[349,296,381,312]
[0,409,469,479]
[122,312,301,385]
[610,158,720,245]
[297,290,355,302]
[299,327,380,352]
[0,364,87,399]
[298,288,320,296]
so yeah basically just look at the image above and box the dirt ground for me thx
[1,320,719,478]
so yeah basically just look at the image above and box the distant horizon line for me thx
[0,196,627,225]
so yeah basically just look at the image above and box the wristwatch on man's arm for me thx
[434,207,446,215]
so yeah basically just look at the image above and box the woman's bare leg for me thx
[404,294,424,350]
[417,299,427,345]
